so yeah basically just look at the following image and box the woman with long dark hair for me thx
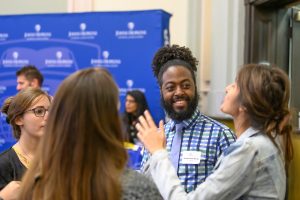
[122,90,149,144]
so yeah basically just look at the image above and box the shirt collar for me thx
[237,127,260,142]
[170,109,200,131]
[222,127,259,156]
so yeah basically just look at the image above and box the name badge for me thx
[181,151,202,164]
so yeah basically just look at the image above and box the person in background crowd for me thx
[122,90,149,144]
[16,65,43,91]
[141,45,236,193]
[136,64,293,200]
[18,67,162,200]
[0,88,51,190]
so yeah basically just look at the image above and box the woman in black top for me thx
[122,90,149,144]
[0,88,51,190]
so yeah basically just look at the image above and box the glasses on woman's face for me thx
[25,106,49,117]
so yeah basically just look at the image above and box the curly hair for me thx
[152,45,198,86]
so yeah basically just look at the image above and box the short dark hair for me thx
[16,65,44,86]
[152,45,198,86]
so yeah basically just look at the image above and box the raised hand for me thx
[136,110,165,154]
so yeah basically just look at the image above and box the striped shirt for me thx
[141,109,236,193]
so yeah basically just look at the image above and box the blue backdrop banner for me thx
[0,10,171,152]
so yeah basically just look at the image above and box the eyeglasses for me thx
[25,106,49,117]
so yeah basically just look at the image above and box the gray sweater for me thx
[121,169,163,200]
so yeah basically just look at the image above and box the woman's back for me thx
[18,68,162,200]
[244,132,285,199]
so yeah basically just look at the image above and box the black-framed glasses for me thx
[25,106,49,117]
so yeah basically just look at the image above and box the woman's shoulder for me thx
[0,147,25,172]
[0,148,16,164]
[226,132,281,166]
[0,148,24,190]
[121,168,163,200]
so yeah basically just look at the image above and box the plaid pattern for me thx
[141,110,236,193]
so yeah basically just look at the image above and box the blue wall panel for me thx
[0,10,171,152]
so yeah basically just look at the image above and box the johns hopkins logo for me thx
[80,23,87,31]
[24,24,52,40]
[126,79,134,89]
[12,52,19,59]
[0,86,7,94]
[128,22,135,30]
[45,51,74,67]
[90,50,121,68]
[0,32,9,41]
[2,51,29,67]
[35,24,41,32]
[56,51,63,59]
[103,51,109,59]
[115,22,147,39]
[68,22,98,40]
[119,79,146,96]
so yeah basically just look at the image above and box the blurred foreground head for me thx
[19,67,127,200]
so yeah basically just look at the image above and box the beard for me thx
[161,91,199,121]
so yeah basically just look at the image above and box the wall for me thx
[0,0,67,15]
[92,0,189,47]
[200,0,245,118]
[289,134,300,200]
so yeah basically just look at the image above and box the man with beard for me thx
[140,45,236,193]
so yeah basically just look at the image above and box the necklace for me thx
[13,142,32,168]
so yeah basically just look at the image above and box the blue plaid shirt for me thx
[141,109,236,193]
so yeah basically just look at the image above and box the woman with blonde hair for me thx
[0,88,51,190]
[18,67,162,200]
[136,64,293,200]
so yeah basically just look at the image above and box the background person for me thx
[122,90,149,144]
[16,65,43,91]
[0,88,50,190]
[18,67,162,200]
[136,64,293,200]
[141,44,236,193]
